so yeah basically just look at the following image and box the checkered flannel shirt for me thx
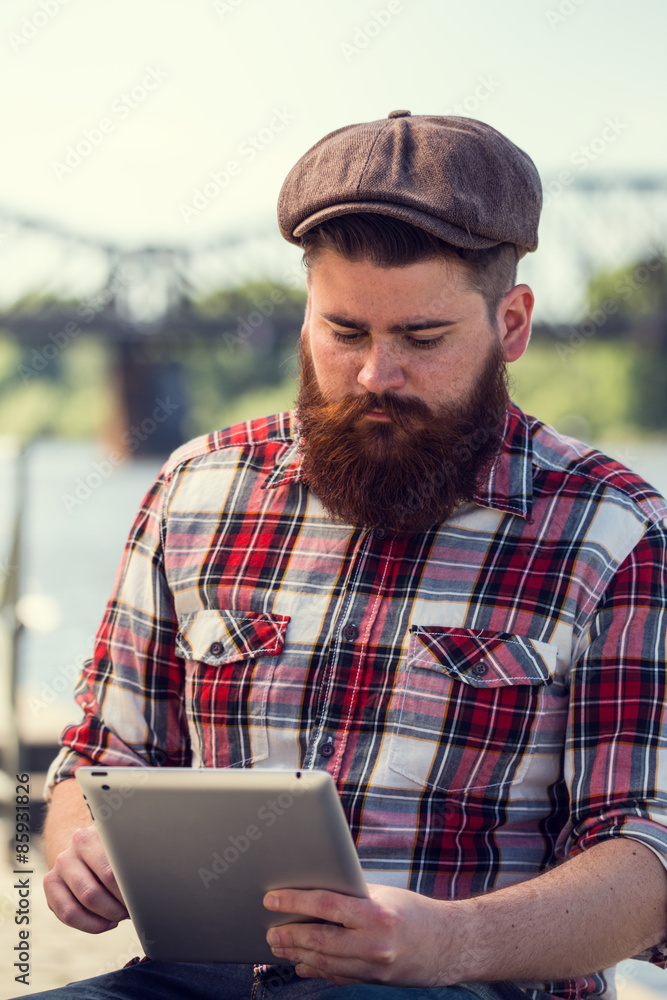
[47,402,667,1000]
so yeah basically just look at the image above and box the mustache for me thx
[315,389,435,427]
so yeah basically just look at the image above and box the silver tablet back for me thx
[76,767,368,964]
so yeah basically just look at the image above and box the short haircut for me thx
[299,213,519,324]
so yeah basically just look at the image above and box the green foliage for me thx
[0,265,665,442]
[3,291,82,314]
[194,280,307,317]
[628,347,667,430]
[180,335,299,436]
[0,334,113,439]
[185,377,298,439]
[510,340,638,441]
[586,252,667,317]
[0,333,21,377]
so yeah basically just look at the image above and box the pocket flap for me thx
[176,609,290,665]
[409,626,556,687]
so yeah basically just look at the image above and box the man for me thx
[23,112,667,1000]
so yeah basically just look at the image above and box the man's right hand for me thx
[42,776,130,933]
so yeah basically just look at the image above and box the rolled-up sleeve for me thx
[556,520,667,966]
[45,467,191,798]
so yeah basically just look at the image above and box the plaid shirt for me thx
[48,402,667,1000]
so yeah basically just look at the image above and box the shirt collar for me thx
[472,402,533,519]
[261,413,303,490]
[264,403,533,520]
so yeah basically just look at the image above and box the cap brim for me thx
[290,201,502,251]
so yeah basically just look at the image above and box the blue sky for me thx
[0,0,664,253]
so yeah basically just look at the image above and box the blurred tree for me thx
[586,252,667,317]
[585,251,667,431]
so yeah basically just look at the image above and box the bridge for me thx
[1,175,665,451]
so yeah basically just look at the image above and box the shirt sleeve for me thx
[555,519,667,967]
[44,466,191,798]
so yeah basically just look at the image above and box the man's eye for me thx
[330,331,443,349]
[331,331,362,344]
[407,336,443,350]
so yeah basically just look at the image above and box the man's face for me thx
[296,249,533,532]
[303,248,502,414]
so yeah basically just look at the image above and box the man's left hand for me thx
[264,883,454,986]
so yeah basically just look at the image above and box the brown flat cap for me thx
[278,111,542,257]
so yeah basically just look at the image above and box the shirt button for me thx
[342,624,359,640]
[209,641,224,656]
[472,661,488,676]
[319,740,335,757]
[373,527,388,539]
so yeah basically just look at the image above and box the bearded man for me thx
[25,112,667,1000]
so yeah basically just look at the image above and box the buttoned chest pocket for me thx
[175,609,290,768]
[388,627,560,795]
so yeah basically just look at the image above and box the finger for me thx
[71,826,126,905]
[267,925,375,980]
[45,854,129,924]
[264,888,367,926]
[272,944,374,984]
[268,920,350,959]
[43,871,121,933]
[292,964,323,979]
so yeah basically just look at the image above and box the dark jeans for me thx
[12,960,529,1000]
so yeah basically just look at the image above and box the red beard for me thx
[295,338,510,533]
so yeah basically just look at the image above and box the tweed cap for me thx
[278,110,542,257]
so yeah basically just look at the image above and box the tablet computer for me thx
[75,767,368,964]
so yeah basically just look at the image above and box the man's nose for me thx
[357,342,406,394]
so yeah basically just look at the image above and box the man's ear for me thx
[497,284,534,362]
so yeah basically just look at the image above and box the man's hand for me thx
[43,823,130,933]
[264,884,453,986]
[266,841,667,987]
[42,777,129,934]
